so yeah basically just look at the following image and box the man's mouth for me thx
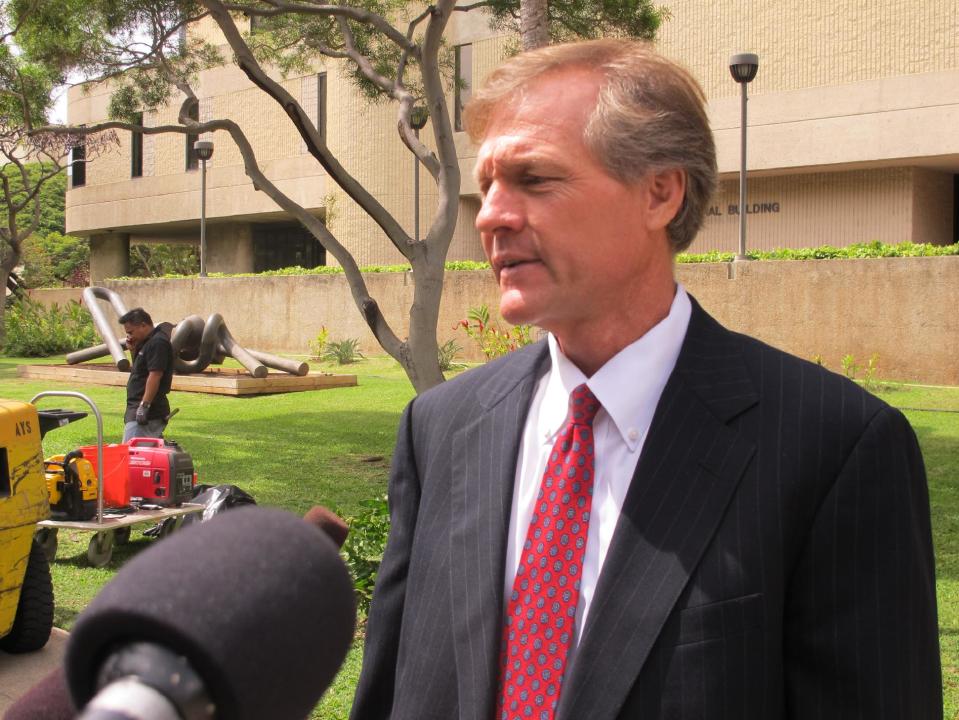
[497,258,536,272]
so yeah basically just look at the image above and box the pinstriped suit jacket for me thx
[351,298,941,720]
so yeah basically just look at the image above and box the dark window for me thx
[954,174,959,244]
[131,112,143,178]
[317,72,327,143]
[185,100,199,171]
[253,223,326,272]
[454,44,472,132]
[248,14,262,33]
[71,142,86,187]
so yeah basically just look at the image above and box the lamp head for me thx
[194,139,214,161]
[410,105,429,131]
[729,53,759,84]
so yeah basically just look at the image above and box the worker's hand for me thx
[136,403,149,425]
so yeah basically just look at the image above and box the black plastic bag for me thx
[145,484,256,537]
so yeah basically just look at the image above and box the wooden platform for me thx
[17,364,357,396]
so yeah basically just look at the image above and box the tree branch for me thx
[452,1,496,10]
[36,114,407,357]
[414,0,460,250]
[201,0,418,257]
[221,0,416,53]
[0,0,40,44]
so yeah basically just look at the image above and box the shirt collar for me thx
[540,284,692,451]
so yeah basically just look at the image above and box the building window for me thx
[953,174,959,244]
[248,13,263,33]
[71,142,86,187]
[253,223,326,271]
[131,112,143,178]
[317,72,327,143]
[185,99,199,170]
[454,44,472,132]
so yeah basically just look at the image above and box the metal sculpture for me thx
[67,287,308,378]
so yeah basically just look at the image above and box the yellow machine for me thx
[0,400,54,653]
[45,450,98,521]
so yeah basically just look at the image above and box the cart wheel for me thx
[113,526,131,545]
[0,540,54,653]
[35,528,59,563]
[87,531,114,568]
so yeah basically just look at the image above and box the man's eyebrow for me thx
[474,154,560,185]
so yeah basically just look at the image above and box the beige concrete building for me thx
[67,1,959,279]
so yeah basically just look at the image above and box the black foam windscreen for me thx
[65,506,356,720]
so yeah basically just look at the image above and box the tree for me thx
[0,161,66,236]
[21,230,89,287]
[130,242,199,277]
[0,9,114,345]
[16,0,664,392]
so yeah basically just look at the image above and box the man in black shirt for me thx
[119,308,174,443]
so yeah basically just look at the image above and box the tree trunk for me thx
[521,0,550,50]
[403,259,447,393]
[0,268,10,352]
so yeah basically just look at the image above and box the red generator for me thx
[127,437,196,507]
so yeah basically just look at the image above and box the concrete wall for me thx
[45,257,955,387]
[27,288,84,307]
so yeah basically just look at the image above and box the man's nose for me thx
[475,182,524,234]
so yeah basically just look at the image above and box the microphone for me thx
[65,506,356,720]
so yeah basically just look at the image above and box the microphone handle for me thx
[77,679,180,720]
[77,642,214,720]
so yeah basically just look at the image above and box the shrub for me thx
[4,298,98,356]
[675,240,959,264]
[308,326,330,360]
[835,352,895,393]
[341,494,390,615]
[322,337,364,364]
[841,354,859,380]
[457,304,534,360]
[438,339,463,372]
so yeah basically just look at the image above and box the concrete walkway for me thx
[0,628,68,714]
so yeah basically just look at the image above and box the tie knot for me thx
[567,383,601,426]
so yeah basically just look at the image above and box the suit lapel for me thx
[557,300,760,720]
[450,342,550,720]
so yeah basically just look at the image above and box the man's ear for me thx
[642,168,686,232]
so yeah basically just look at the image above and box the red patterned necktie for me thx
[497,383,601,720]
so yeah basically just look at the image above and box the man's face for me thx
[474,68,674,345]
[123,322,152,350]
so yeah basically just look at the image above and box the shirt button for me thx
[627,428,639,441]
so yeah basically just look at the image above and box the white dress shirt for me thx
[503,284,692,645]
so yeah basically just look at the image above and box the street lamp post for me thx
[729,53,759,262]
[194,140,214,277]
[410,106,429,242]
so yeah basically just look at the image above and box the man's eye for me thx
[521,175,550,187]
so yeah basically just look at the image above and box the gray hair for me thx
[464,39,717,253]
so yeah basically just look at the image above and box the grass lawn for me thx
[0,353,418,719]
[0,357,956,718]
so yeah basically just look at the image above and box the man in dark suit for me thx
[351,39,941,720]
